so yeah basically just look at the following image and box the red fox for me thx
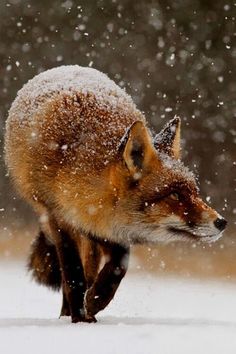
[4,65,226,323]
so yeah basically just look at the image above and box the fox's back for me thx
[5,66,144,201]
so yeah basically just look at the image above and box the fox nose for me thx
[214,217,227,231]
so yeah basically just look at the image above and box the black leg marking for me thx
[85,242,130,317]
[56,229,88,323]
[60,291,70,317]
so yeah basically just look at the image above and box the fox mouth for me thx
[167,227,222,243]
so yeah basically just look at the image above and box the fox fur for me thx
[4,65,226,322]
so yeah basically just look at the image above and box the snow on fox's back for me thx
[5,65,145,168]
[9,65,139,120]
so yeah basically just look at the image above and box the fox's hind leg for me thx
[85,240,130,317]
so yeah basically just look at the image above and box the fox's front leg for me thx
[85,241,130,317]
[48,221,96,323]
[59,248,96,322]
[55,229,90,323]
[60,292,70,317]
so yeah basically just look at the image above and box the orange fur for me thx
[4,66,226,322]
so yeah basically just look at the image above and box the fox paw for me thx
[60,308,70,317]
[84,288,99,317]
[71,315,97,323]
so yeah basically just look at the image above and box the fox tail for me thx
[28,231,61,291]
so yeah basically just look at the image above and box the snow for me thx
[8,65,139,123]
[160,152,197,185]
[5,65,145,170]
[1,262,236,354]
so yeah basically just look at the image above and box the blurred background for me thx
[0,0,235,278]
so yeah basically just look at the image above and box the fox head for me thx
[107,117,227,245]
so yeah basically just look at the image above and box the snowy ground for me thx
[1,262,236,354]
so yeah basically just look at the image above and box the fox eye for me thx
[169,192,180,201]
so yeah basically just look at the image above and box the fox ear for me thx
[154,117,181,159]
[119,121,155,179]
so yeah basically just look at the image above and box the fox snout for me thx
[214,217,227,232]
[193,203,227,242]
[179,202,227,243]
[196,214,227,243]
[162,212,227,244]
